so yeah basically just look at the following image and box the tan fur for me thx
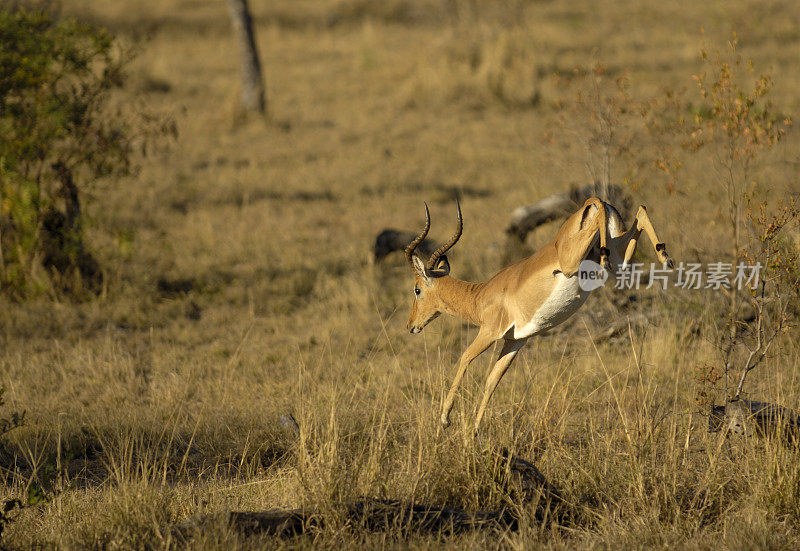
[406,198,674,432]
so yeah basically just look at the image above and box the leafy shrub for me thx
[687,37,791,270]
[0,8,160,298]
[0,386,24,539]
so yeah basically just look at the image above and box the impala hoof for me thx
[664,257,675,270]
[440,415,450,428]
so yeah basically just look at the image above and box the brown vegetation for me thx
[2,0,800,548]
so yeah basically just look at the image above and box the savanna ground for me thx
[3,0,800,548]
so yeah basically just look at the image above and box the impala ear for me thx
[412,255,432,285]
[429,255,450,277]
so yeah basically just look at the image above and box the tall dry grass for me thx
[2,0,800,548]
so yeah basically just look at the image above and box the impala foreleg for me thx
[627,206,674,269]
[557,199,612,277]
[621,227,642,269]
[441,328,495,428]
[474,338,527,432]
[595,203,612,272]
[584,198,612,272]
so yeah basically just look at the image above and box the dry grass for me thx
[2,0,800,548]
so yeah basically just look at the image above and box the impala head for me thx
[405,201,463,334]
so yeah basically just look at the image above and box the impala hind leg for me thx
[474,338,528,432]
[441,328,495,428]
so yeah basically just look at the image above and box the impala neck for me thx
[435,276,485,327]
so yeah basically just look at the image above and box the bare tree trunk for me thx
[227,0,266,115]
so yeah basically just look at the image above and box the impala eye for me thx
[414,287,421,296]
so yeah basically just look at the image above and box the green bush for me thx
[0,8,137,298]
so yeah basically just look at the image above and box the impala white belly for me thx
[511,274,589,339]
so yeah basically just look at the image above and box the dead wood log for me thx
[172,499,515,541]
[591,313,654,344]
[171,453,558,540]
[709,398,800,439]
[373,229,440,263]
[277,413,300,436]
[502,452,563,504]
[171,510,308,539]
[349,498,516,533]
[506,183,632,244]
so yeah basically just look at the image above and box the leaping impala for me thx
[404,197,674,431]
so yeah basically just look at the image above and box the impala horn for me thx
[404,203,431,268]
[426,199,462,271]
